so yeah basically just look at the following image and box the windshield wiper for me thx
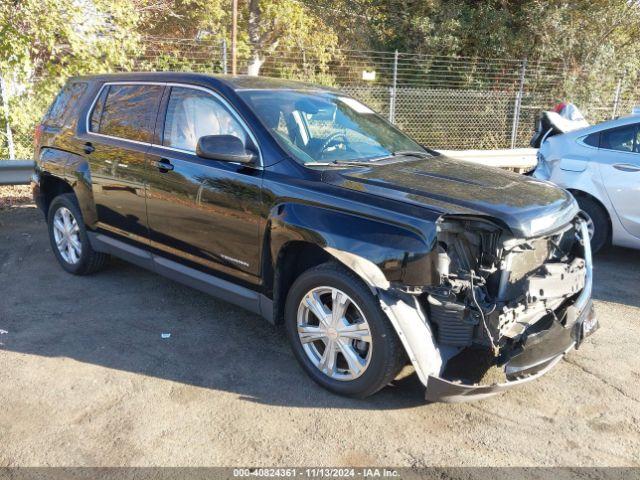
[392,150,432,158]
[305,160,373,167]
[305,153,429,166]
[335,160,377,165]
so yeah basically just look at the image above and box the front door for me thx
[597,123,640,239]
[145,85,263,284]
[82,83,164,242]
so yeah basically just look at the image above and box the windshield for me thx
[238,89,426,164]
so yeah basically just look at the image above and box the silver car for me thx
[533,114,640,252]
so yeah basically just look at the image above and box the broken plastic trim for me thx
[324,247,390,291]
[323,219,594,403]
[573,219,593,313]
[424,353,565,403]
[378,289,449,383]
[323,246,448,383]
[423,218,594,402]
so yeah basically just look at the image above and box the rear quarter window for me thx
[45,82,88,127]
[600,124,637,152]
[89,84,163,143]
[582,132,600,147]
[89,87,109,132]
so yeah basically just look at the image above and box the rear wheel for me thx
[284,262,405,398]
[47,193,109,275]
[575,195,609,254]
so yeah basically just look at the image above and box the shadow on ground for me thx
[0,207,427,411]
[591,245,640,308]
[2,206,640,411]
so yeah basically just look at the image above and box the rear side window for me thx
[45,82,88,127]
[583,132,600,147]
[89,87,109,132]
[90,84,163,142]
[600,124,637,152]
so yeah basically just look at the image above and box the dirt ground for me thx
[0,204,639,467]
[0,185,31,208]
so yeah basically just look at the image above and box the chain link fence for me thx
[1,38,638,160]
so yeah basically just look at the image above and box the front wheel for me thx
[284,263,405,398]
[47,193,109,275]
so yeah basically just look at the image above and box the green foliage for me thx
[2,0,640,157]
[0,0,141,80]
[0,0,143,158]
[138,0,227,39]
[0,0,343,158]
[136,0,339,76]
[364,1,640,97]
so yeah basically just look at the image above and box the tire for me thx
[47,193,109,275]
[284,262,405,398]
[575,194,609,254]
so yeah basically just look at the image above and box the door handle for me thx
[84,142,95,154]
[155,159,174,172]
[613,163,640,172]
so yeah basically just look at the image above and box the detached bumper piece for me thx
[425,299,596,403]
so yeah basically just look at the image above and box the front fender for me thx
[269,202,438,289]
[269,202,447,386]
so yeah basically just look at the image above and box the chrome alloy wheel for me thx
[296,287,373,381]
[578,210,595,240]
[52,207,82,264]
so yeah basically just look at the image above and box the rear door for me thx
[597,122,640,239]
[82,82,164,242]
[145,84,263,284]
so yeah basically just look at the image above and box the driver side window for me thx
[163,87,247,152]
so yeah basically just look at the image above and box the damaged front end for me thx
[380,213,596,402]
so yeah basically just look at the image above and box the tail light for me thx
[34,123,44,147]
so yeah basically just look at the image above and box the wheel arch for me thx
[271,241,334,325]
[266,202,438,324]
[40,173,74,217]
[568,188,612,242]
[37,148,97,227]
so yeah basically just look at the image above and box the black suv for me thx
[33,73,596,402]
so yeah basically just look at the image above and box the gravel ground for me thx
[0,185,31,208]
[0,205,639,467]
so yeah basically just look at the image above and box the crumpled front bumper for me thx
[425,300,597,402]
[424,219,597,403]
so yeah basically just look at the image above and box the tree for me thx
[359,0,640,106]
[244,0,338,76]
[0,0,141,82]
[363,1,640,79]
[0,0,142,158]
[134,0,340,78]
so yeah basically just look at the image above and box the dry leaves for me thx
[0,186,32,208]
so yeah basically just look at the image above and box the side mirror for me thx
[196,135,256,164]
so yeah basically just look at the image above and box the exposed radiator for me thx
[427,294,476,347]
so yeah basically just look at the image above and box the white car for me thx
[533,114,640,252]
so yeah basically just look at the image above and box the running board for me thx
[88,232,273,323]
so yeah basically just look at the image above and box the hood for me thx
[322,155,578,238]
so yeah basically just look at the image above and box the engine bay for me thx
[422,216,587,365]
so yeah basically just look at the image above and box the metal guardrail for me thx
[0,161,35,185]
[438,148,537,174]
[0,151,535,188]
